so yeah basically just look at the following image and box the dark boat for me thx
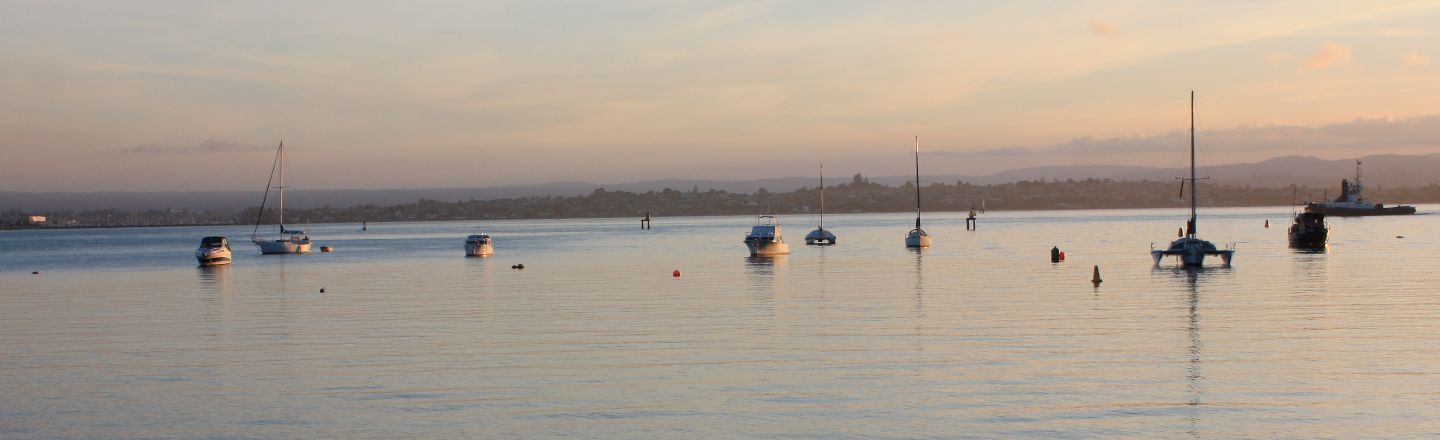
[1287,211,1328,249]
[1304,160,1416,216]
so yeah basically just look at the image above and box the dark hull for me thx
[1288,230,1328,249]
[1307,205,1416,216]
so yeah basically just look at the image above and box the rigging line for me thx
[252,144,282,237]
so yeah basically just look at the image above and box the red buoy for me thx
[672,270,681,277]
[1058,251,1066,261]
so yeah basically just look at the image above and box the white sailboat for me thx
[251,141,312,254]
[904,136,932,248]
[1151,92,1234,267]
[804,164,837,245]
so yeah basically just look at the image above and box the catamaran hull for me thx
[1151,248,1233,267]
[256,240,311,254]
[746,241,790,256]
[465,243,494,257]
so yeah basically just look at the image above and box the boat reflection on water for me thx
[1155,266,1230,438]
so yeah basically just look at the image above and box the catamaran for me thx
[804,164,837,245]
[1151,92,1234,267]
[904,136,932,248]
[251,141,312,254]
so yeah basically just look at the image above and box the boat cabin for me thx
[199,236,230,250]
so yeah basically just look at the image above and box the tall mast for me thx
[914,136,922,230]
[277,141,285,229]
[818,163,825,229]
[1189,91,1197,237]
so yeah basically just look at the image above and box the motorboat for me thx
[1288,210,1328,249]
[195,236,233,266]
[251,141,313,254]
[1151,92,1235,267]
[465,233,494,257]
[1304,160,1416,216]
[805,164,837,245]
[744,215,791,256]
[904,136,932,248]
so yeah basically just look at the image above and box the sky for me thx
[2,0,1438,191]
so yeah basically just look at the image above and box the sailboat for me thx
[904,136,932,248]
[251,141,312,254]
[1151,92,1233,267]
[804,164,837,245]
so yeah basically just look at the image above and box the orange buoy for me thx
[1058,251,1066,262]
[672,270,682,277]
[320,246,333,252]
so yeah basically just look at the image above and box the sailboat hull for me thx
[256,240,311,254]
[905,232,931,248]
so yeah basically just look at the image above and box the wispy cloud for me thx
[1301,42,1352,70]
[116,138,267,154]
[1404,52,1431,67]
[1266,51,1293,64]
[1089,19,1119,37]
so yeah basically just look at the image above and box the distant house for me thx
[27,215,46,225]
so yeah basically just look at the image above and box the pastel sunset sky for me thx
[2,1,1437,190]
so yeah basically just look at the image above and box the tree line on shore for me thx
[9,174,1440,228]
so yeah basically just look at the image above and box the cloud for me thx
[1090,19,1119,37]
[1301,42,1351,70]
[117,138,268,154]
[1404,52,1431,67]
[1266,51,1293,64]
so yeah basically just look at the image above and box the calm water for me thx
[3,208,1439,438]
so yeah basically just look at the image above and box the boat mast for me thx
[914,136,922,230]
[277,141,285,231]
[1353,160,1363,201]
[1188,91,1197,238]
[818,163,825,229]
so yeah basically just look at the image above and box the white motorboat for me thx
[1151,92,1234,267]
[904,136,932,248]
[465,233,494,257]
[195,236,233,266]
[744,215,791,256]
[251,141,312,255]
[805,164,837,245]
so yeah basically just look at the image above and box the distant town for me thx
[5,174,1438,229]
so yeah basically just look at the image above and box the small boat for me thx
[804,164,836,245]
[1288,210,1328,249]
[251,142,312,255]
[744,215,791,256]
[1151,92,1234,267]
[465,233,494,257]
[1304,160,1416,216]
[904,136,932,248]
[195,236,233,266]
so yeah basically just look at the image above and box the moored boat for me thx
[904,136,931,248]
[805,164,837,245]
[465,233,494,257]
[195,236,233,266]
[745,215,791,256]
[1288,211,1328,249]
[1151,92,1234,267]
[251,141,312,255]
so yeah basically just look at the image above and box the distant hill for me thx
[4,153,1438,212]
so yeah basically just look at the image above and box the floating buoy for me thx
[320,246,333,252]
[1092,265,1103,285]
[1050,246,1061,263]
[672,270,681,277]
[1058,251,1066,262]
[32,271,39,275]
[512,264,525,270]
[1264,219,1269,228]
[320,287,326,293]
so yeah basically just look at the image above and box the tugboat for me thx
[1288,210,1328,249]
[1305,160,1416,216]
[744,215,791,256]
[1151,91,1235,267]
